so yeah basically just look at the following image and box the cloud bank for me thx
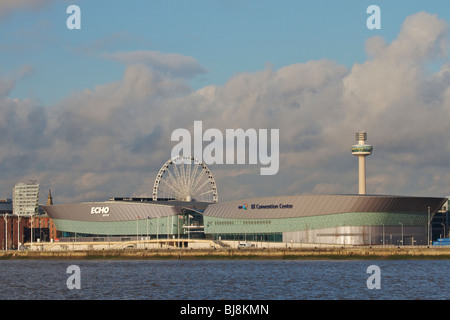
[0,0,52,22]
[103,50,209,79]
[1,12,450,204]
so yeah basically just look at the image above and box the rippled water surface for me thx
[0,259,449,300]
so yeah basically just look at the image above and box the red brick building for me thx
[0,190,58,250]
[0,214,57,250]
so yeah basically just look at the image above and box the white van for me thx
[238,242,255,248]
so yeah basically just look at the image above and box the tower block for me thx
[351,132,373,195]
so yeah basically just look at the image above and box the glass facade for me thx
[52,208,207,240]
[351,145,373,153]
[52,210,430,245]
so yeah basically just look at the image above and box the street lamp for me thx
[399,222,404,246]
[428,206,431,247]
[3,215,7,251]
[16,214,21,251]
[30,214,34,251]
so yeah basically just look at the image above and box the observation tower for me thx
[351,131,373,195]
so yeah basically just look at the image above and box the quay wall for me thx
[3,246,450,260]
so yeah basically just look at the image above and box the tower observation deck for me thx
[351,131,373,195]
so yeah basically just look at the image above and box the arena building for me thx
[42,133,449,246]
[43,194,447,246]
[44,198,210,243]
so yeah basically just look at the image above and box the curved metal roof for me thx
[202,194,448,219]
[43,200,210,222]
[43,194,447,222]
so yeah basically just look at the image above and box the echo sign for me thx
[91,207,110,217]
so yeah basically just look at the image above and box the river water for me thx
[0,259,448,301]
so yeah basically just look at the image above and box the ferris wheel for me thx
[152,156,218,203]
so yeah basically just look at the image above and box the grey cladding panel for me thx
[203,195,447,219]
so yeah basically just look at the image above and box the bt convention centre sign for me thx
[238,203,293,210]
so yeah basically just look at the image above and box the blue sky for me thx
[1,1,450,203]
[2,0,449,106]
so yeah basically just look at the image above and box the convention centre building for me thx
[43,132,448,246]
[43,194,447,246]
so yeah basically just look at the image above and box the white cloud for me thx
[103,50,208,79]
[0,65,33,98]
[0,0,52,21]
[1,12,450,203]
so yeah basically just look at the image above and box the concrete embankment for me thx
[3,247,450,260]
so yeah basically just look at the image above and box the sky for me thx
[1,0,450,204]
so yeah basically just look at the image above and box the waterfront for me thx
[0,259,449,300]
